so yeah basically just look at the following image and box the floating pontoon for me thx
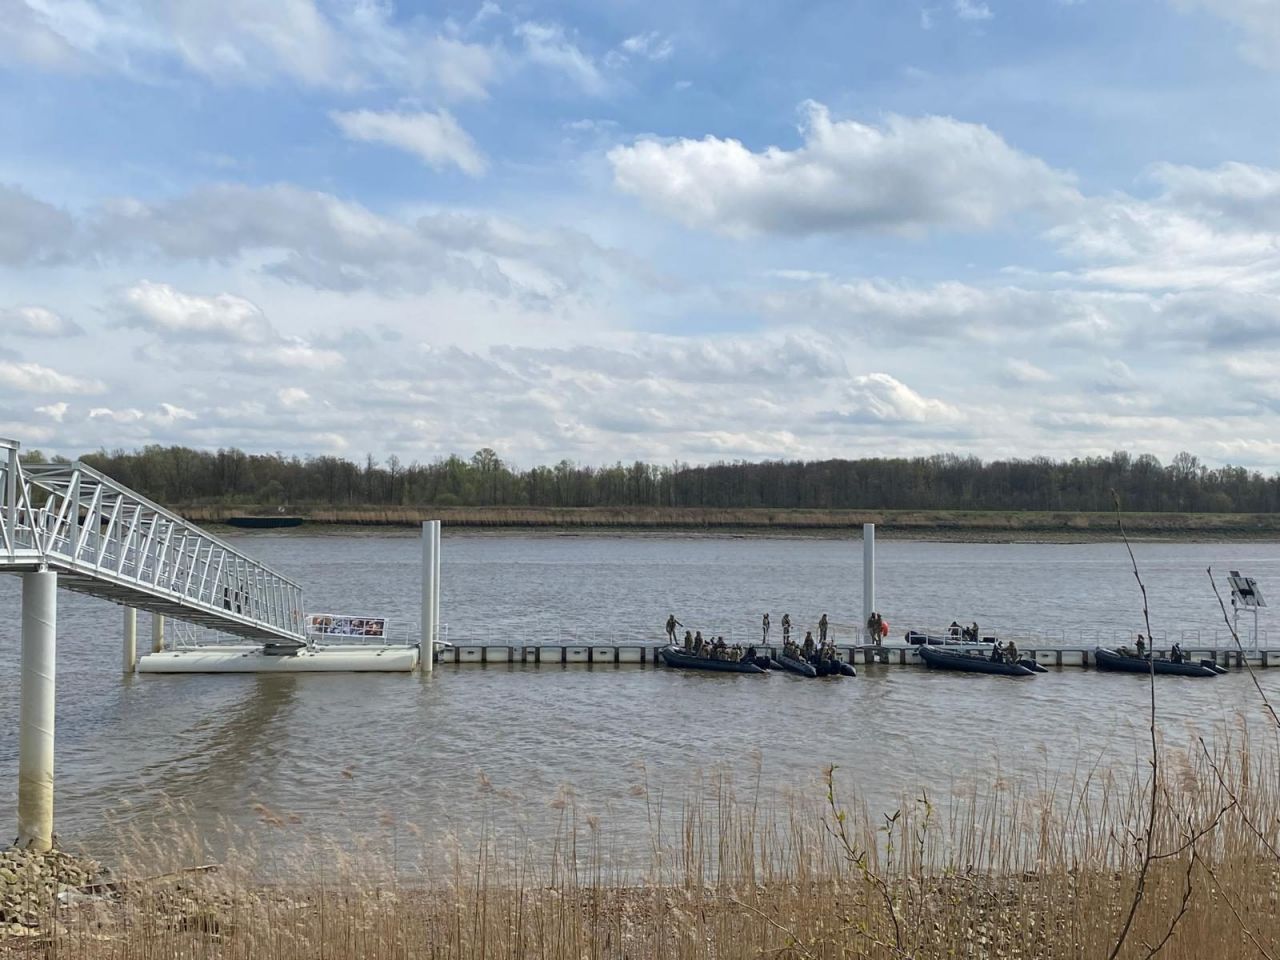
[137,614,430,674]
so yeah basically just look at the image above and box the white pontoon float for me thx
[137,614,442,674]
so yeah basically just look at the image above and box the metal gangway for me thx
[1,441,305,641]
[2,437,307,853]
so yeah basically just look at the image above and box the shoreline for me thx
[176,504,1280,542]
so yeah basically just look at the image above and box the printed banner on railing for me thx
[307,614,387,637]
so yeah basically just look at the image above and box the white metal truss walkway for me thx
[1,441,305,642]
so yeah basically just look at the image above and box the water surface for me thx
[0,533,1276,858]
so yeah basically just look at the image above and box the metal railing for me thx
[305,614,425,646]
[0,443,305,641]
[892,624,1271,650]
[435,618,1273,651]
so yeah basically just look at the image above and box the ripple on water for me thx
[0,534,1275,860]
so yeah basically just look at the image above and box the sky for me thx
[3,0,1280,470]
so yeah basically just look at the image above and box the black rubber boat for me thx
[659,646,765,674]
[1094,647,1218,677]
[1200,660,1228,675]
[776,654,818,677]
[1018,658,1048,673]
[815,657,857,677]
[226,516,305,529]
[917,646,1035,676]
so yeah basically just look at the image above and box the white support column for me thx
[123,607,137,674]
[151,613,164,653]
[862,523,876,641]
[422,521,440,672]
[432,522,441,651]
[18,569,56,851]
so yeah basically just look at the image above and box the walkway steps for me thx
[1,448,305,641]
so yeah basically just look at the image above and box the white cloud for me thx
[608,101,1077,236]
[0,360,103,394]
[62,183,625,300]
[1147,160,1280,228]
[1049,160,1280,292]
[615,31,674,62]
[495,330,849,384]
[831,373,963,424]
[277,387,310,407]
[1172,0,1280,69]
[332,108,487,176]
[0,0,83,70]
[515,21,605,94]
[954,0,994,20]
[1092,357,1138,394]
[339,7,497,100]
[237,338,343,372]
[155,402,196,425]
[117,281,273,342]
[114,281,346,373]
[761,275,1280,354]
[1003,358,1056,384]
[35,401,68,421]
[87,404,194,427]
[0,0,498,99]
[2,305,83,337]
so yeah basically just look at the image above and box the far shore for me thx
[177,504,1280,542]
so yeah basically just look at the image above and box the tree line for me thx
[19,446,1280,514]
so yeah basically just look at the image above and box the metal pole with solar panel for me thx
[1228,571,1265,650]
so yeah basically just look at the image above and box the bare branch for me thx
[1107,491,1161,960]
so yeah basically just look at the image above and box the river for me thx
[1,532,1278,861]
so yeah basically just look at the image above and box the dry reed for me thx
[8,726,1280,959]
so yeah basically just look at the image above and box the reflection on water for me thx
[0,533,1276,860]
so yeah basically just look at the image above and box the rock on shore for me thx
[1,847,104,936]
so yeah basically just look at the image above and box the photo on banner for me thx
[308,614,387,637]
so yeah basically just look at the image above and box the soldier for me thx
[802,630,815,659]
[665,613,682,645]
[762,612,771,643]
[782,613,792,644]
[818,613,829,643]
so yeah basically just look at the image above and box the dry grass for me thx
[6,727,1280,959]
[179,503,1280,538]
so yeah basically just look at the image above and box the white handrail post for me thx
[123,607,136,673]
[151,613,164,653]
[2,438,18,543]
[18,568,56,851]
[862,523,876,642]
[422,520,440,672]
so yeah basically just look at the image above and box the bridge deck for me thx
[1,445,304,642]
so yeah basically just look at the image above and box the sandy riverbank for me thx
[8,728,1279,958]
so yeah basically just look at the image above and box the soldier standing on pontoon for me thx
[781,613,792,644]
[818,613,829,643]
[665,614,682,645]
[762,612,771,643]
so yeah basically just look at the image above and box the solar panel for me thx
[1228,570,1266,608]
